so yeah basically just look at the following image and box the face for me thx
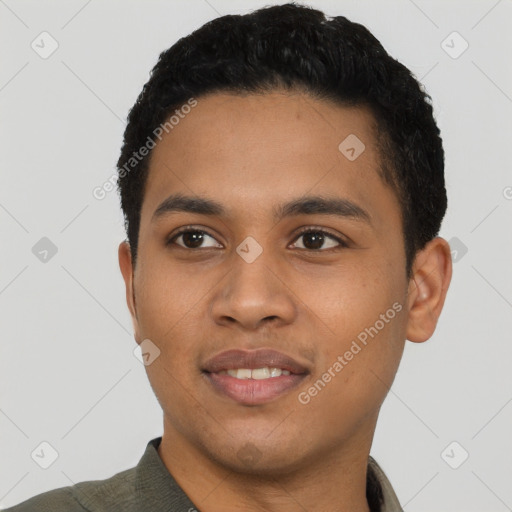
[120,91,424,475]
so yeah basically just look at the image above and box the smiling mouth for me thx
[201,348,310,405]
[204,361,310,405]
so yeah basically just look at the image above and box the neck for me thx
[157,418,377,512]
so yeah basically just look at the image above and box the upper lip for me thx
[202,348,309,375]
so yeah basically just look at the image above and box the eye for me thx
[290,228,347,251]
[167,226,348,251]
[167,227,222,249]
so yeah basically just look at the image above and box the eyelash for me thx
[167,225,348,251]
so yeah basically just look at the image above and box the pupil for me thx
[183,231,204,248]
[304,232,323,250]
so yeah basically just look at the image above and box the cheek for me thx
[134,255,204,340]
[302,257,403,338]
[133,255,225,381]
[298,306,406,436]
[302,260,406,398]
[134,262,204,417]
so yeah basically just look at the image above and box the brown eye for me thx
[168,229,222,249]
[291,229,346,251]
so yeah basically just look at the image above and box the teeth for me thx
[220,367,291,379]
[227,368,251,379]
[252,367,270,380]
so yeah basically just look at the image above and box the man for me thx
[6,2,452,511]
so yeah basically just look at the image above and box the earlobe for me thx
[405,237,453,343]
[118,241,140,342]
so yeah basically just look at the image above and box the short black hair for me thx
[117,2,446,277]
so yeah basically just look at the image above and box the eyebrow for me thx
[152,193,372,225]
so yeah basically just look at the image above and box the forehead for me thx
[141,91,398,230]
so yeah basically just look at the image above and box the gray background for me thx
[1,0,511,510]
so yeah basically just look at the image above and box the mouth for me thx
[202,348,310,405]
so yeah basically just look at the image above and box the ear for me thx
[118,241,141,343]
[406,237,453,343]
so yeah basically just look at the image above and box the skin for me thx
[119,90,452,512]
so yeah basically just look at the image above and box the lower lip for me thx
[204,372,307,405]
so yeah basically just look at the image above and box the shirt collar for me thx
[368,455,404,512]
[133,437,199,511]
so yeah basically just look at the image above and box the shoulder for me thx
[3,467,137,512]
[2,485,84,512]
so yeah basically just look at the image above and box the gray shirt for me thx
[5,438,404,512]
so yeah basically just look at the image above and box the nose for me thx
[210,249,297,332]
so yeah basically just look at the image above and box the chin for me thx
[204,435,308,477]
